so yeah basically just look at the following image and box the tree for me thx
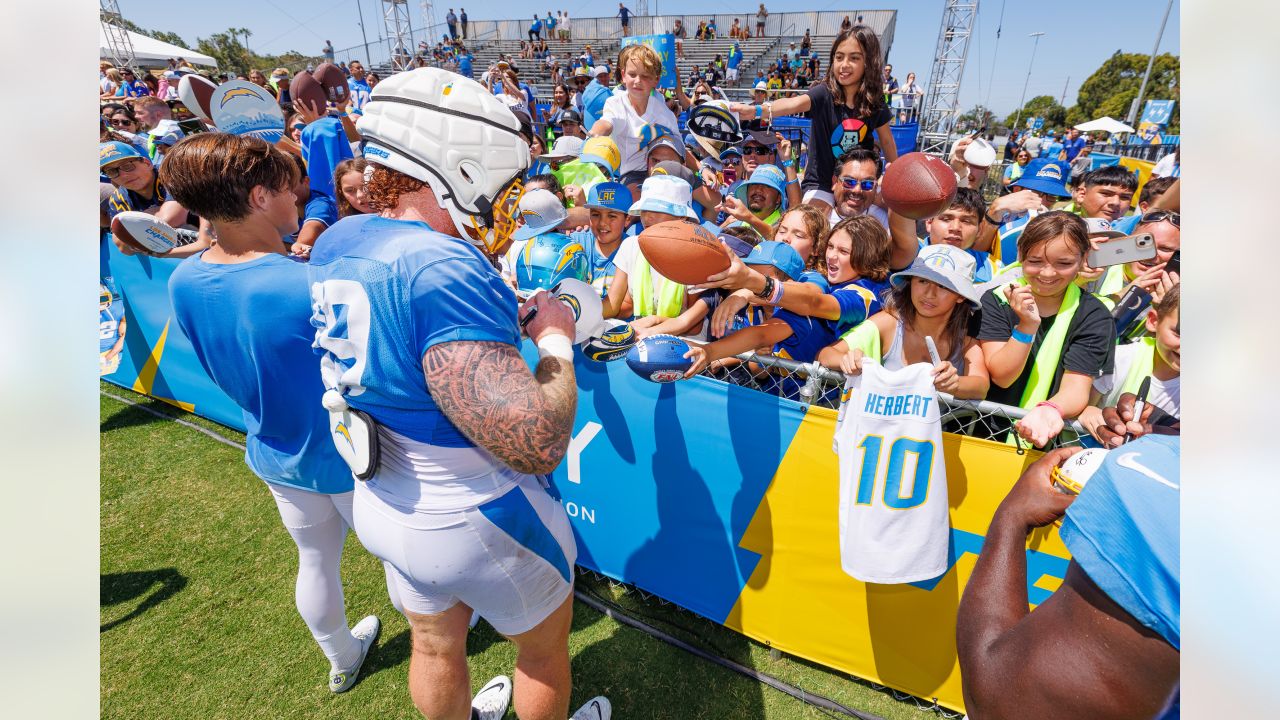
[114,17,190,50]
[1004,95,1067,132]
[1069,50,1179,132]
[197,29,253,76]
[956,105,999,134]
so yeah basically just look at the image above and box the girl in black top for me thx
[729,25,896,212]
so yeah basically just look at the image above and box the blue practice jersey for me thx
[571,228,620,298]
[1060,434,1180,651]
[772,277,886,363]
[168,253,352,494]
[307,215,521,447]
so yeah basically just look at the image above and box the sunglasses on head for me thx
[741,145,773,156]
[1141,209,1180,228]
[838,177,876,191]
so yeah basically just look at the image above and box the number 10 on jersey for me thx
[854,435,936,510]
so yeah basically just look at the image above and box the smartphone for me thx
[1087,233,1157,269]
[177,117,208,135]
[1164,249,1180,275]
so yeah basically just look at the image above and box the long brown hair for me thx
[830,215,890,282]
[885,279,972,365]
[824,25,885,116]
[333,157,370,217]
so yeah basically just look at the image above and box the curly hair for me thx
[778,205,829,273]
[365,163,427,212]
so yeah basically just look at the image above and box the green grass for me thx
[101,383,931,720]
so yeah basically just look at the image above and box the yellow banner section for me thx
[725,405,1071,713]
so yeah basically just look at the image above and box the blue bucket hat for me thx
[743,241,804,281]
[99,141,144,169]
[628,175,700,221]
[1011,158,1071,197]
[733,164,787,203]
[583,182,633,214]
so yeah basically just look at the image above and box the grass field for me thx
[101,383,933,720]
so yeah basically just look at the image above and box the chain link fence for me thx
[699,351,1086,451]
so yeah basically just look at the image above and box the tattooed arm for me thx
[422,291,578,475]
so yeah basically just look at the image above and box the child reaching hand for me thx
[588,43,681,192]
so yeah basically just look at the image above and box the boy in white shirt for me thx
[588,43,679,193]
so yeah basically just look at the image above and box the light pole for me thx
[1013,31,1045,132]
[1127,0,1175,126]
[356,0,372,66]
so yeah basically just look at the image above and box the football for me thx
[313,63,351,105]
[289,71,328,112]
[881,152,958,219]
[582,320,638,362]
[637,221,730,285]
[625,334,694,383]
[1051,448,1110,495]
[177,73,217,123]
[110,211,179,255]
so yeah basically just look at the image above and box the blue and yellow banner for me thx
[105,242,1069,714]
[619,33,677,89]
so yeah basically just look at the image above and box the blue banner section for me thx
[619,34,677,88]
[520,343,810,623]
[101,237,246,430]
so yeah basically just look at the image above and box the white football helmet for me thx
[356,67,530,255]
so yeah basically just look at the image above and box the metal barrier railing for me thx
[699,350,1086,450]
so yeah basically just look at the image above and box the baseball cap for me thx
[556,108,583,126]
[580,136,621,176]
[649,160,697,189]
[719,145,743,161]
[744,241,804,281]
[99,141,144,169]
[629,175,700,221]
[1011,158,1071,197]
[743,129,779,147]
[734,164,787,203]
[584,181,633,214]
[592,64,610,77]
[512,188,569,241]
[890,244,981,306]
[1084,217,1125,239]
[540,135,585,163]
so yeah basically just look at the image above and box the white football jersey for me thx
[834,360,949,584]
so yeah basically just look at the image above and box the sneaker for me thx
[471,675,512,720]
[328,614,381,693]
[571,696,611,720]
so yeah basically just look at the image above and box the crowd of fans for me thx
[100,18,1180,717]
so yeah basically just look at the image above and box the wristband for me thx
[1035,400,1064,418]
[784,178,797,186]
[984,211,1006,225]
[1010,328,1034,344]
[756,276,775,300]
[536,334,575,362]
[781,159,794,168]
[755,104,763,119]
[769,279,785,305]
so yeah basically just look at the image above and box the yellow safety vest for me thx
[632,253,686,318]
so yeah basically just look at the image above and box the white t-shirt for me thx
[602,91,680,175]
[1093,342,1181,419]
[613,235,688,311]
[1152,152,1180,178]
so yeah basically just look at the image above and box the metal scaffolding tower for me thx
[917,0,978,158]
[383,0,415,71]
[100,0,138,71]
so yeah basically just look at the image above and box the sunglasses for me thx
[1141,209,1180,228]
[838,177,876,191]
[722,156,742,166]
[741,145,774,156]
[110,118,135,127]
[103,159,144,178]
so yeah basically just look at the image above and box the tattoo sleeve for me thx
[422,341,577,475]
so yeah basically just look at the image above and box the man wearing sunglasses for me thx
[829,147,888,230]
[738,129,800,208]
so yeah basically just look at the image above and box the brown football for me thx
[289,71,328,112]
[313,63,351,105]
[881,152,958,220]
[177,73,217,123]
[637,220,730,285]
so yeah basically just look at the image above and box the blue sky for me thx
[120,0,1180,116]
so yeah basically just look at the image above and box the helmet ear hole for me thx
[457,159,483,187]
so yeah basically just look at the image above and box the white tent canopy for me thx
[1073,116,1135,134]
[99,27,217,68]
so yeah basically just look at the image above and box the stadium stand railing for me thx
[706,350,1088,451]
